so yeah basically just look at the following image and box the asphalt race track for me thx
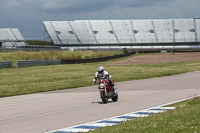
[0,71,200,133]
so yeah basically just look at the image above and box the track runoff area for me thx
[46,95,199,133]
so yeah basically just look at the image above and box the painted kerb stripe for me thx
[46,95,199,133]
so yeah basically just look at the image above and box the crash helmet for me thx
[97,66,104,73]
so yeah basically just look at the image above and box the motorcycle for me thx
[97,78,118,104]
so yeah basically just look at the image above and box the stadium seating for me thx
[0,28,26,48]
[43,18,200,46]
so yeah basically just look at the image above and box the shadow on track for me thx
[92,101,115,104]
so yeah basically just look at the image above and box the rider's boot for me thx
[111,84,116,94]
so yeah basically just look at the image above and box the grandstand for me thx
[0,28,26,48]
[43,18,200,50]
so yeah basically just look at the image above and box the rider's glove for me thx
[93,79,97,84]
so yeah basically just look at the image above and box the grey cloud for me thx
[0,0,199,39]
[114,0,171,8]
[40,0,115,13]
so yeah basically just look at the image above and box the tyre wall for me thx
[0,61,12,69]
[16,60,61,68]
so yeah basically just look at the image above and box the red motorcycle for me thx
[98,78,118,103]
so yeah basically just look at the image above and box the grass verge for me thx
[25,40,53,46]
[89,96,200,133]
[0,60,200,97]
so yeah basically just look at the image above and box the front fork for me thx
[99,88,107,96]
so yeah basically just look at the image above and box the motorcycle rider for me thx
[93,66,115,90]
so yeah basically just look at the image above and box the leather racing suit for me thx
[93,71,114,89]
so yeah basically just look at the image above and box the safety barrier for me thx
[1,52,135,68]
[0,61,12,69]
[16,60,61,68]
[61,51,135,64]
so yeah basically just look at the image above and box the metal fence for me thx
[0,47,68,52]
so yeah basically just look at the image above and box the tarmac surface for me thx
[0,71,200,133]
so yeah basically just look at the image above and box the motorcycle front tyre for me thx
[100,90,108,104]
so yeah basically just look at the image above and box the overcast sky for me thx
[0,0,199,40]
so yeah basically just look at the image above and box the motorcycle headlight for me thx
[99,83,105,88]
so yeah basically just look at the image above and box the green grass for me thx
[1,52,200,132]
[25,40,53,46]
[89,96,200,133]
[0,60,200,97]
[0,50,122,67]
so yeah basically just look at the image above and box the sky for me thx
[0,0,200,40]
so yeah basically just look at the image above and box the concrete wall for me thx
[16,60,61,68]
[0,61,12,69]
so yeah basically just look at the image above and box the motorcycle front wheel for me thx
[100,90,108,104]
